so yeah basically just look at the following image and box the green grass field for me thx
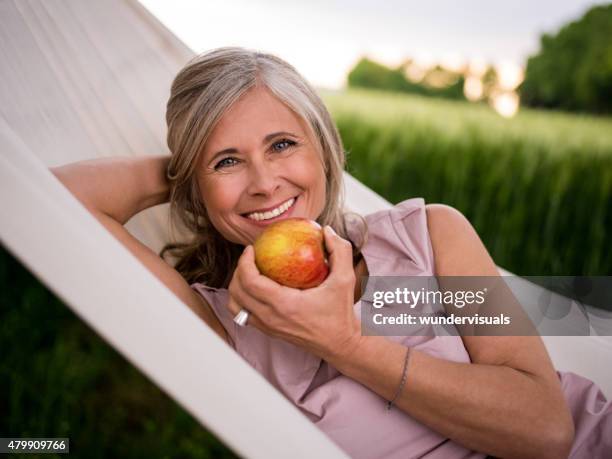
[322,88,612,153]
[322,88,612,276]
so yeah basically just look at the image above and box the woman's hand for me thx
[226,226,362,361]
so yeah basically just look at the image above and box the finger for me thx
[226,296,267,332]
[323,225,354,280]
[226,291,243,317]
[226,287,270,332]
[241,311,267,331]
[238,245,261,278]
[230,280,270,320]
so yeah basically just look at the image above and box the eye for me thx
[272,139,296,152]
[214,157,239,170]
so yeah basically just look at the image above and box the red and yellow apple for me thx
[253,218,329,289]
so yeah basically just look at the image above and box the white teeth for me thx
[246,197,295,221]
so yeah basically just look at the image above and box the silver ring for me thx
[233,309,250,327]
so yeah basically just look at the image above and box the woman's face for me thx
[197,86,327,246]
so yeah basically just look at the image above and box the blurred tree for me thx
[347,58,425,94]
[520,4,612,114]
[422,65,466,99]
[347,58,465,100]
[481,67,499,99]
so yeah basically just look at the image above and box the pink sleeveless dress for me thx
[191,198,611,458]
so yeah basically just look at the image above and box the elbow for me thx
[542,415,575,459]
[556,422,575,459]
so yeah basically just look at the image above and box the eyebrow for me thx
[207,131,300,164]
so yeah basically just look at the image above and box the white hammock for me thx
[1,1,610,458]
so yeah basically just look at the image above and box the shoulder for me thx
[425,203,498,276]
[425,202,468,224]
[425,204,474,243]
[425,203,474,250]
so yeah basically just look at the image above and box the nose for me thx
[246,160,281,197]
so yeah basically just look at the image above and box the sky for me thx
[138,0,608,89]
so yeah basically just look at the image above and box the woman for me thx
[52,47,610,458]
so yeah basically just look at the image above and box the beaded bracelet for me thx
[386,347,411,410]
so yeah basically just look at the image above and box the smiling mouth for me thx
[242,195,298,222]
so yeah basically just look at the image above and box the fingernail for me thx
[326,225,336,235]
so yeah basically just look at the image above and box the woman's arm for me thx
[49,155,231,344]
[327,204,575,459]
[50,155,171,224]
